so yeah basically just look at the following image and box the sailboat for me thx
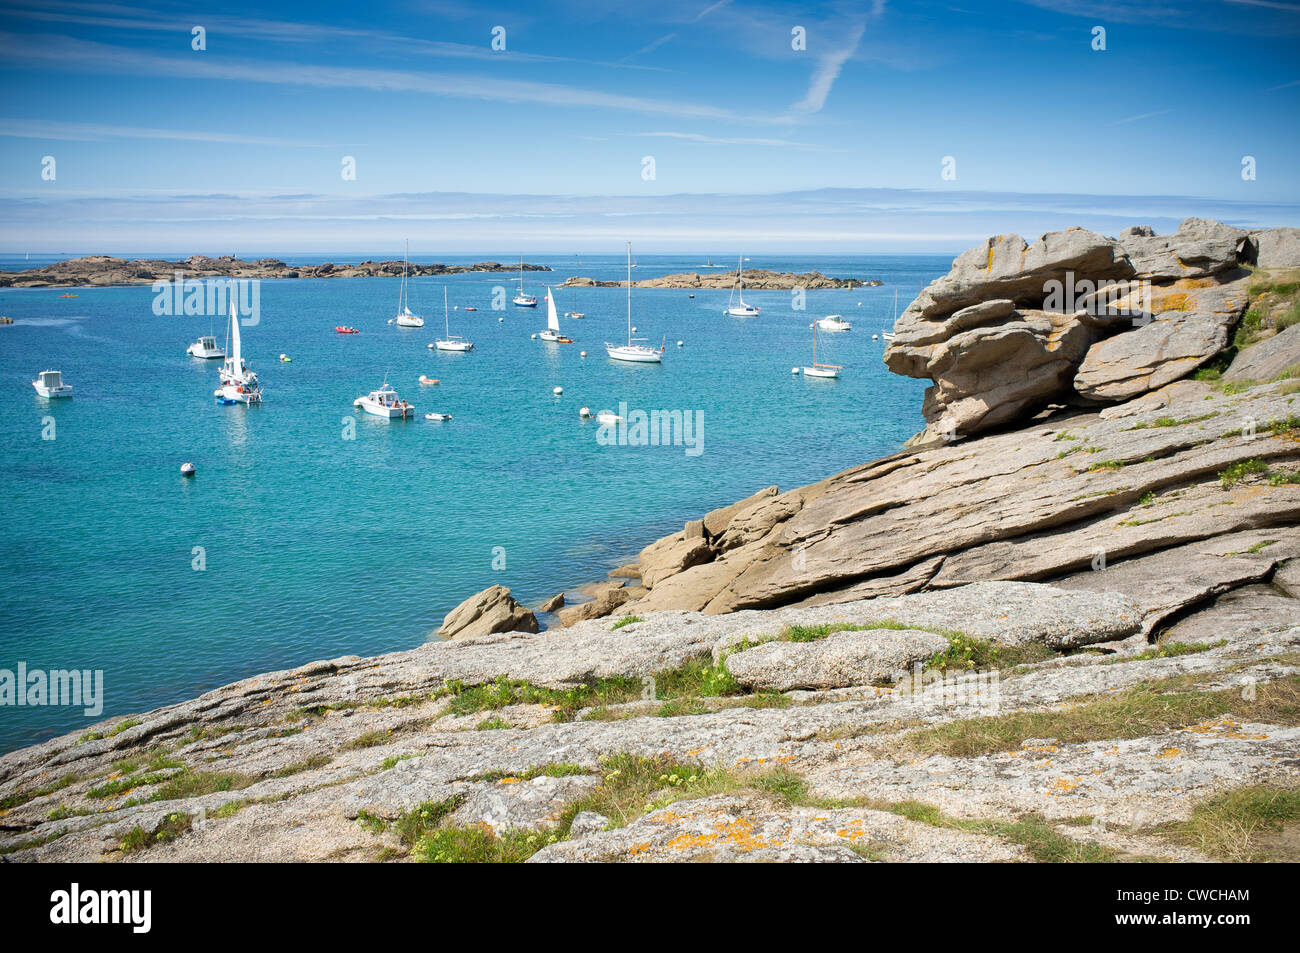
[538,287,573,343]
[724,255,760,317]
[604,242,663,364]
[881,289,897,342]
[802,321,842,379]
[432,286,473,352]
[512,255,537,307]
[565,262,585,319]
[394,240,424,328]
[217,290,261,404]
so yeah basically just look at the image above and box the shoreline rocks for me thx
[436,585,538,640]
[562,269,868,290]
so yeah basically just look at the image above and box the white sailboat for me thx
[538,287,572,342]
[566,261,585,318]
[394,240,424,328]
[881,289,898,342]
[724,255,760,317]
[802,322,841,379]
[605,243,663,364]
[217,291,261,404]
[512,255,537,307]
[433,286,473,352]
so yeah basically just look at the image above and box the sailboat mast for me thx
[444,285,450,336]
[626,242,632,344]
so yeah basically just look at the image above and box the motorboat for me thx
[817,315,852,332]
[32,369,73,398]
[187,335,225,359]
[354,383,414,418]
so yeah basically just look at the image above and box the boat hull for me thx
[33,384,73,398]
[605,344,662,363]
[434,340,473,352]
[802,366,840,379]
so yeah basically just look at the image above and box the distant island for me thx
[563,269,876,290]
[0,255,552,289]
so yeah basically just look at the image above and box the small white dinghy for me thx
[425,412,452,421]
[354,383,414,418]
[595,410,623,425]
[33,369,73,398]
[187,335,225,358]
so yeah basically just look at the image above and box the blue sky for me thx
[1,0,1298,252]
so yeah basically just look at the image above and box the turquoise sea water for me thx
[0,253,947,753]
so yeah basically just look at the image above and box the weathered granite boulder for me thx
[437,585,539,639]
[885,222,1256,438]
[724,628,949,691]
[1225,322,1300,382]
[895,228,1132,323]
[701,485,778,537]
[913,309,1095,438]
[537,593,565,613]
[1253,227,1300,269]
[1074,276,1250,400]
[639,533,712,589]
[1118,225,1249,279]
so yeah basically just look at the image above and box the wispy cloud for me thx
[1110,109,1173,125]
[4,0,672,72]
[626,32,677,59]
[790,22,867,114]
[694,0,732,21]
[0,118,328,147]
[632,131,834,150]
[0,31,770,123]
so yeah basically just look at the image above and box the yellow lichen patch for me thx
[1187,717,1268,741]
[1156,748,1182,759]
[1048,777,1082,794]
[497,777,521,784]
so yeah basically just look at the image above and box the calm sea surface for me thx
[0,252,949,752]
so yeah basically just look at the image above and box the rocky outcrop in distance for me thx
[0,255,551,288]
[561,269,872,290]
[884,219,1300,444]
